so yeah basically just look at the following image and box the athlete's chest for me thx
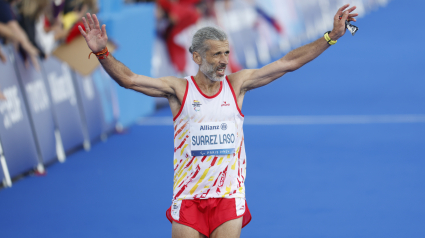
[186,93,236,120]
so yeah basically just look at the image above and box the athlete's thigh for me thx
[210,217,243,238]
[172,221,207,238]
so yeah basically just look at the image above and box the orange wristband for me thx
[88,47,109,59]
[96,51,109,60]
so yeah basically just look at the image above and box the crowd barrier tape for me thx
[0,44,41,183]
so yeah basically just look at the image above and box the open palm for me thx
[78,13,108,53]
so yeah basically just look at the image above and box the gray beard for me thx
[200,60,224,82]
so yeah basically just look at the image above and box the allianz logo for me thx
[200,123,227,131]
[200,125,219,131]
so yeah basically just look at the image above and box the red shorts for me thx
[166,198,251,237]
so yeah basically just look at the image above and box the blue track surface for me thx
[1,0,424,237]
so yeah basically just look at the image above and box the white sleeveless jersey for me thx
[172,76,246,201]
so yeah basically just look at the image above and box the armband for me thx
[324,31,337,45]
[88,47,109,60]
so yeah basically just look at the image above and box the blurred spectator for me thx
[0,22,9,99]
[0,22,15,62]
[16,0,98,58]
[0,0,40,69]
[157,0,201,73]
[0,22,11,100]
[61,0,98,43]
[18,0,57,58]
[63,0,98,27]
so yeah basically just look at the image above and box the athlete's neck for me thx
[194,71,222,97]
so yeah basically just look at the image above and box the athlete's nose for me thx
[219,54,229,65]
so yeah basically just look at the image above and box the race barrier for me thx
[0,43,122,188]
[41,56,86,153]
[72,72,105,144]
[0,2,157,188]
[13,47,58,165]
[0,45,41,181]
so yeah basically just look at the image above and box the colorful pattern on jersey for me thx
[172,76,246,201]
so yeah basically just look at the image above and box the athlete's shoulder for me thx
[160,76,187,84]
[227,69,256,92]
[160,76,187,94]
[227,69,255,82]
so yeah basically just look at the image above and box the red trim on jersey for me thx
[173,80,189,121]
[226,76,244,117]
[191,76,222,99]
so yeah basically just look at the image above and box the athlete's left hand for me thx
[329,4,358,40]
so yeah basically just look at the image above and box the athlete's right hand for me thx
[78,13,108,53]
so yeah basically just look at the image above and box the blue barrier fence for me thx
[14,48,57,165]
[0,2,156,187]
[0,45,40,179]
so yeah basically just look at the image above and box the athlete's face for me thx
[200,40,229,82]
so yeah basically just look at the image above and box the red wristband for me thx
[88,47,109,59]
[96,51,109,60]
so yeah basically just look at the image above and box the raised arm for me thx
[233,4,358,92]
[78,13,182,98]
[4,20,40,69]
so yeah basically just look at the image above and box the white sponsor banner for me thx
[0,86,23,129]
[190,121,236,156]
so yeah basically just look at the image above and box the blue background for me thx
[99,3,156,128]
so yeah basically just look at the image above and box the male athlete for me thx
[79,4,358,238]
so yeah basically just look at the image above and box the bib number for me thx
[190,121,236,156]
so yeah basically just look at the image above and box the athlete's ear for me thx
[193,52,202,65]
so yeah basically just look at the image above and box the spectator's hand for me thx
[329,4,358,40]
[21,41,40,70]
[0,47,6,63]
[78,13,108,53]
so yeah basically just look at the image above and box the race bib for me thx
[190,121,236,156]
